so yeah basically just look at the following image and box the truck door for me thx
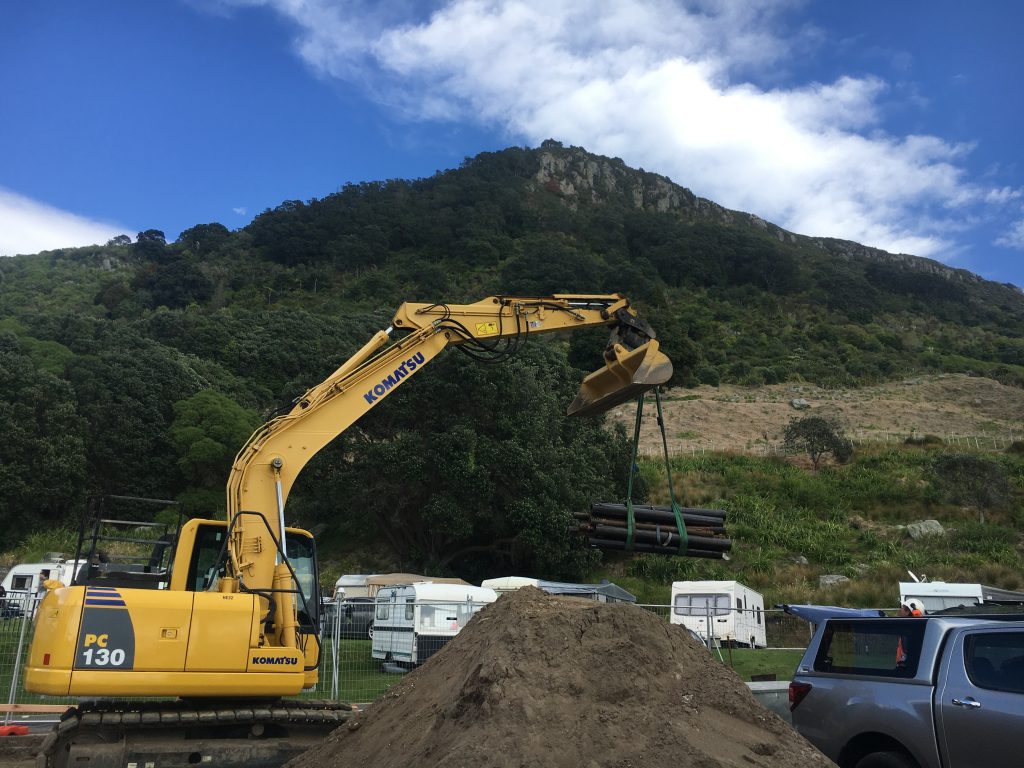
[936,627,1024,767]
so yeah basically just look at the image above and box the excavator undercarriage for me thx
[39,699,354,768]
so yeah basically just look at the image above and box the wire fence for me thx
[0,597,830,714]
[640,431,1019,458]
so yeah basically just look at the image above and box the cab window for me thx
[965,632,1024,693]
[814,620,926,678]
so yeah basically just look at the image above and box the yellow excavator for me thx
[26,294,672,767]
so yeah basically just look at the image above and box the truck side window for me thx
[965,632,1024,694]
[814,621,926,678]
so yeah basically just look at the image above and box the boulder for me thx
[819,574,850,588]
[907,520,945,540]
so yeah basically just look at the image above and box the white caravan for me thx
[899,581,1024,613]
[333,572,472,601]
[371,582,497,667]
[332,574,374,601]
[670,580,766,648]
[1,557,87,605]
[480,576,636,603]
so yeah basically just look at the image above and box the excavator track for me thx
[36,698,356,768]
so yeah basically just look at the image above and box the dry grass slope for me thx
[609,374,1024,455]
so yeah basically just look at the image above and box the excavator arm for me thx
[224,294,672,650]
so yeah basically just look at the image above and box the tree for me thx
[177,223,230,254]
[931,454,1011,523]
[131,257,214,308]
[137,229,166,244]
[64,339,200,498]
[106,234,132,247]
[783,415,853,470]
[0,336,88,543]
[313,341,633,581]
[135,229,167,259]
[170,390,259,516]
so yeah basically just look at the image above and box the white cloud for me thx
[230,0,1009,260]
[233,206,248,216]
[985,186,1022,205]
[996,220,1024,250]
[0,188,127,257]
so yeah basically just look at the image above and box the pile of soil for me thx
[288,588,832,768]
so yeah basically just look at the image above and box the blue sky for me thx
[2,1,1023,288]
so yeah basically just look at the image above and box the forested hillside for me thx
[2,141,1023,586]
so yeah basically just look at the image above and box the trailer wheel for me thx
[367,625,374,640]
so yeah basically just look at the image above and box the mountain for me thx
[0,142,1022,578]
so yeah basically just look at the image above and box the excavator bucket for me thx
[567,339,673,417]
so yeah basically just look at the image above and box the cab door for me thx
[936,627,1024,767]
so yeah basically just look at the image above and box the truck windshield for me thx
[674,593,730,617]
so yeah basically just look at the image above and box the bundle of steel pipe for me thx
[575,502,731,559]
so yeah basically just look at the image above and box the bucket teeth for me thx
[567,340,673,417]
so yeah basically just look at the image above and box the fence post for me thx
[330,601,342,700]
[5,594,36,723]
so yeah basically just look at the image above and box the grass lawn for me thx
[308,638,404,705]
[715,647,804,682]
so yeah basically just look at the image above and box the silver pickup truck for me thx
[789,615,1024,768]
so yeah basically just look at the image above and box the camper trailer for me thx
[1,556,86,606]
[670,580,766,648]
[480,576,636,603]
[333,572,471,601]
[371,582,497,667]
[332,574,374,601]
[899,580,1024,613]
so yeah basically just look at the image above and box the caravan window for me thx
[417,600,488,630]
[736,598,743,612]
[12,575,31,591]
[756,607,762,625]
[460,601,488,628]
[405,598,415,621]
[674,593,730,617]
[375,600,390,621]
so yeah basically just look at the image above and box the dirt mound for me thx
[288,588,832,768]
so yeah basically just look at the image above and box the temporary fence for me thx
[0,597,873,713]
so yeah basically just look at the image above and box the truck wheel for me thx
[855,751,917,768]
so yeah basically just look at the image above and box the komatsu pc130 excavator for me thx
[26,294,672,767]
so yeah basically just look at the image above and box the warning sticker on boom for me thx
[475,322,498,336]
